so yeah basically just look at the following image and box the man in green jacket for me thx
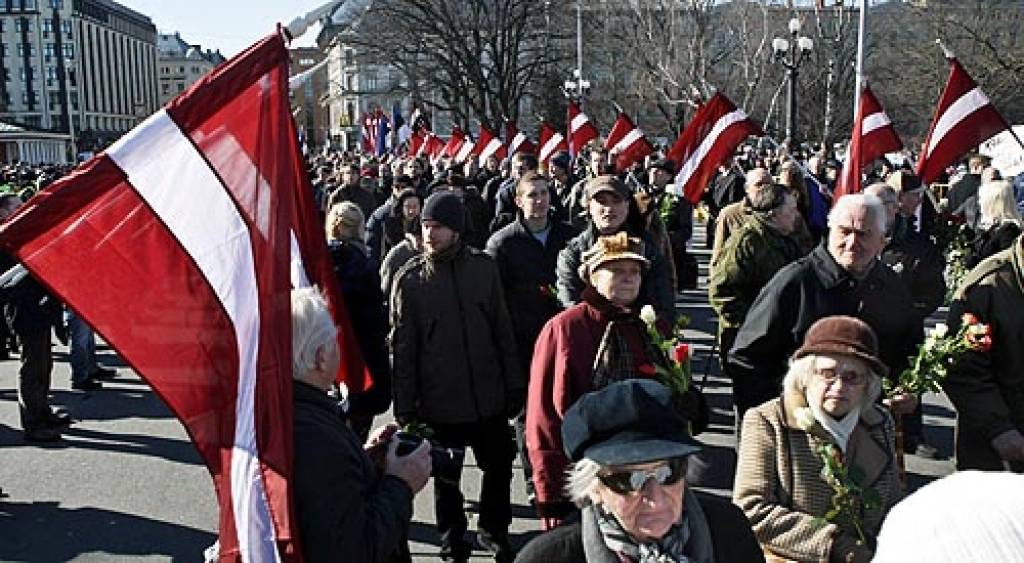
[709,183,802,368]
[946,234,1024,472]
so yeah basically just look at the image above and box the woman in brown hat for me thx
[733,316,901,563]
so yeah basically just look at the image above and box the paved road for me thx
[0,226,956,562]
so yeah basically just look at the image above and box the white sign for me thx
[980,125,1024,177]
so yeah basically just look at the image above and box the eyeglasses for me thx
[814,368,867,387]
[598,458,686,495]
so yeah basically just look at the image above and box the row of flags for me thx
[0,14,1013,561]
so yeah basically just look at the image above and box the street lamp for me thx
[773,17,813,148]
[563,1,590,102]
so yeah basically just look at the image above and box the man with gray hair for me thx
[710,167,771,268]
[726,193,919,422]
[290,287,431,563]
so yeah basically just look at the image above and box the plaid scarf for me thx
[586,289,668,390]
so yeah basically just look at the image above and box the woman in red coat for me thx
[526,232,668,529]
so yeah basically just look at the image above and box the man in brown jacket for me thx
[945,234,1024,471]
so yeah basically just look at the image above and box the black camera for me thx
[394,431,465,481]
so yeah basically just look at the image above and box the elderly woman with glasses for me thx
[733,316,901,563]
[516,379,763,563]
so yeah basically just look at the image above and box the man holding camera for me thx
[291,287,431,563]
[390,192,525,563]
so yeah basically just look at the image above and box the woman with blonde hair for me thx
[966,179,1022,268]
[325,200,391,440]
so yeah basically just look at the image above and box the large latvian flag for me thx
[666,92,762,204]
[917,56,1009,184]
[0,31,377,562]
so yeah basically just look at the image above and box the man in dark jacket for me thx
[328,162,378,219]
[485,171,576,506]
[365,175,416,264]
[866,182,946,458]
[390,192,525,563]
[726,193,920,422]
[556,175,677,326]
[6,264,68,442]
[946,154,989,213]
[291,287,430,563]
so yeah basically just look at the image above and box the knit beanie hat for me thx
[421,191,465,234]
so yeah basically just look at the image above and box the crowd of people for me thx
[7,138,1024,562]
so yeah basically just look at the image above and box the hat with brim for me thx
[792,315,889,377]
[585,175,631,200]
[578,232,650,280]
[562,379,702,466]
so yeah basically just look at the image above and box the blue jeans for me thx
[65,309,97,384]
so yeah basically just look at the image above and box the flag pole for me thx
[853,0,867,123]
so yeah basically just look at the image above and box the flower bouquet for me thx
[639,305,692,397]
[884,313,992,398]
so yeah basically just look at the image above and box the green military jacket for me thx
[708,214,802,330]
[945,236,1024,449]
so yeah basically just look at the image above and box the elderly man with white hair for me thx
[726,193,919,423]
[290,287,431,563]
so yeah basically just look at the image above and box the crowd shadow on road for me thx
[59,425,203,466]
[0,499,215,561]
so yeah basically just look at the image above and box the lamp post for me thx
[772,17,813,149]
[563,1,590,102]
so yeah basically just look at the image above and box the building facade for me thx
[289,46,329,150]
[157,32,224,106]
[0,0,160,155]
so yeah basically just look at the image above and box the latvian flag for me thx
[443,127,467,159]
[666,92,762,204]
[505,119,536,157]
[917,56,1009,184]
[418,132,446,162]
[538,120,568,166]
[604,110,655,173]
[567,100,599,156]
[834,84,903,201]
[474,125,507,165]
[454,132,476,163]
[0,32,371,561]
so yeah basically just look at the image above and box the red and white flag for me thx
[917,57,1009,184]
[442,126,467,159]
[505,119,536,157]
[454,133,476,163]
[538,120,569,165]
[834,84,904,200]
[604,110,655,173]
[666,92,762,204]
[0,32,371,562]
[474,125,507,165]
[361,112,375,153]
[567,100,599,156]
[417,131,445,160]
[408,129,426,157]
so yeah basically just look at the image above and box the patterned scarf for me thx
[586,288,667,390]
[583,488,715,563]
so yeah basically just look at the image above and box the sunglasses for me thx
[598,458,687,495]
